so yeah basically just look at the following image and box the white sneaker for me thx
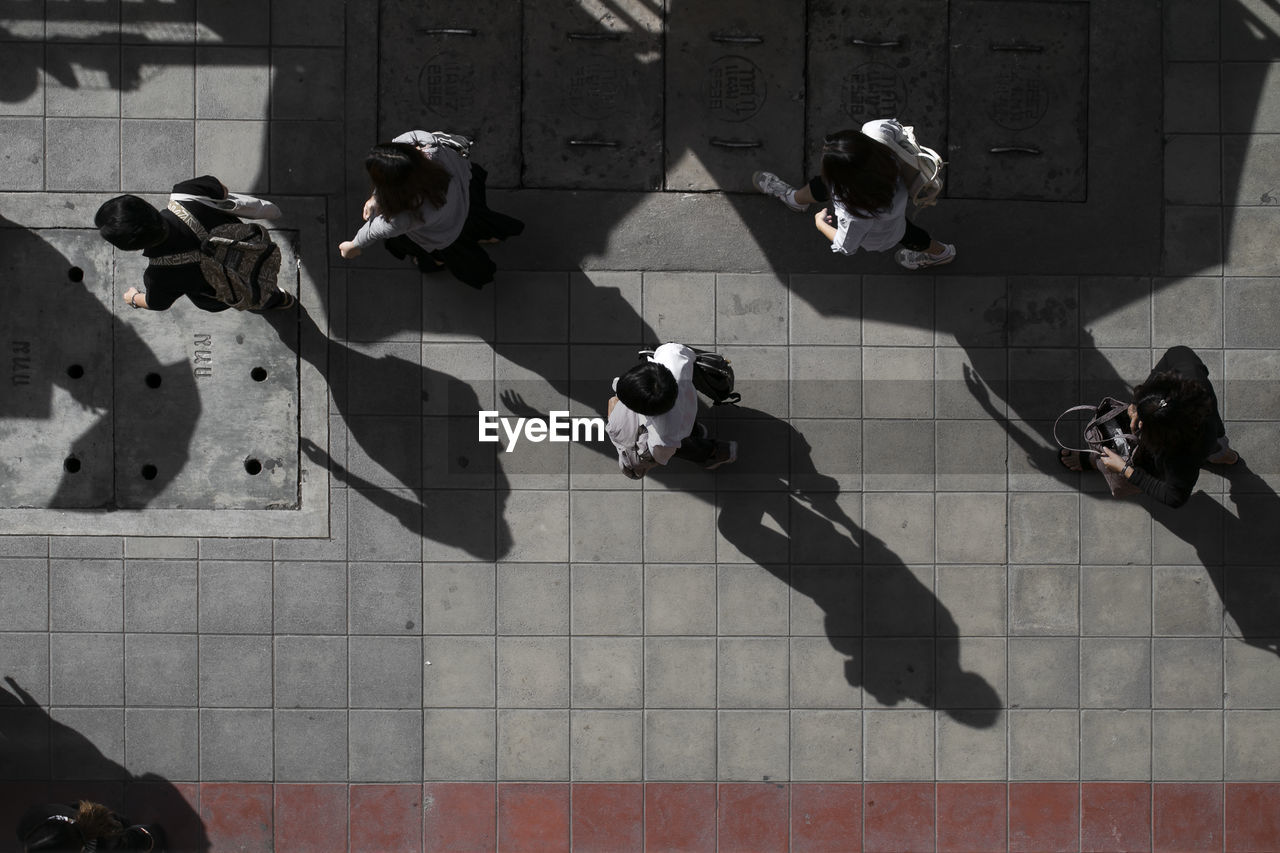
[752,171,806,212]
[895,243,956,270]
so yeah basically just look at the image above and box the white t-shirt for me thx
[350,130,473,252]
[611,343,698,465]
[829,177,908,255]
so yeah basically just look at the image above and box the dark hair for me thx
[18,802,122,852]
[1131,371,1213,456]
[820,130,901,217]
[616,362,678,416]
[94,195,167,251]
[365,142,452,219]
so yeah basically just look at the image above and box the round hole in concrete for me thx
[141,464,158,480]
[67,267,84,282]
[244,458,263,476]
[64,456,81,474]
[66,364,84,379]
[250,367,268,382]
[145,373,162,388]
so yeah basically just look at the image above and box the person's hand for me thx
[1099,446,1128,474]
[362,196,379,221]
[814,208,829,227]
[123,286,139,303]
[338,241,361,259]
[1127,403,1139,433]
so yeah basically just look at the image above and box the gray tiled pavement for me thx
[1,0,1280,798]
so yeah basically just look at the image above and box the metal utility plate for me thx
[948,0,1089,201]
[522,0,664,190]
[0,194,330,536]
[665,0,805,192]
[806,0,948,179]
[379,0,522,187]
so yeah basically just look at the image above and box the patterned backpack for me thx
[153,200,283,310]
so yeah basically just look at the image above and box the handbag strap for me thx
[1052,404,1102,454]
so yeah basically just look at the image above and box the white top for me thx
[643,343,698,464]
[829,177,908,255]
[350,130,473,252]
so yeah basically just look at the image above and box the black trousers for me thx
[383,164,524,288]
[805,175,931,251]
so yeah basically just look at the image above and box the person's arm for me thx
[814,208,838,243]
[175,175,229,199]
[122,286,150,309]
[819,206,872,255]
[1098,447,1194,507]
[340,210,408,258]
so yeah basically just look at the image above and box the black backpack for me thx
[639,346,741,406]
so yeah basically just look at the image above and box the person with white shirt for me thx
[606,343,737,477]
[752,129,955,270]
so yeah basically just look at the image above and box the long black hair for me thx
[820,130,901,217]
[365,142,452,219]
[1131,371,1213,457]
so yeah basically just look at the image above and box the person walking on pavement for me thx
[753,129,955,270]
[606,342,737,478]
[337,130,523,288]
[95,175,293,312]
[1059,345,1239,507]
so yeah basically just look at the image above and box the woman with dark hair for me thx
[753,129,955,269]
[337,131,523,288]
[1060,346,1238,507]
[16,801,164,851]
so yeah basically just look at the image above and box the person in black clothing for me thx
[1060,345,1238,507]
[16,801,164,851]
[94,175,293,312]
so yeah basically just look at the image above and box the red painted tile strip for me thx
[14,780,1280,851]
[863,782,935,852]
[1155,783,1224,853]
[571,783,643,853]
[791,783,863,853]
[1226,783,1280,853]
[350,784,422,853]
[1009,782,1079,853]
[1082,782,1152,853]
[718,783,789,853]
[937,781,1007,853]
[424,782,497,852]
[199,782,273,853]
[275,783,348,853]
[497,783,570,853]
[644,783,716,852]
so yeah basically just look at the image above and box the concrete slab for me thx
[0,193,329,535]
[378,0,523,187]
[522,0,664,190]
[807,0,948,179]
[948,0,1089,201]
[665,0,804,192]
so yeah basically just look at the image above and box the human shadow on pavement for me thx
[0,677,209,853]
[965,353,1280,653]
[711,406,1002,728]
[264,303,512,560]
[0,217,200,511]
